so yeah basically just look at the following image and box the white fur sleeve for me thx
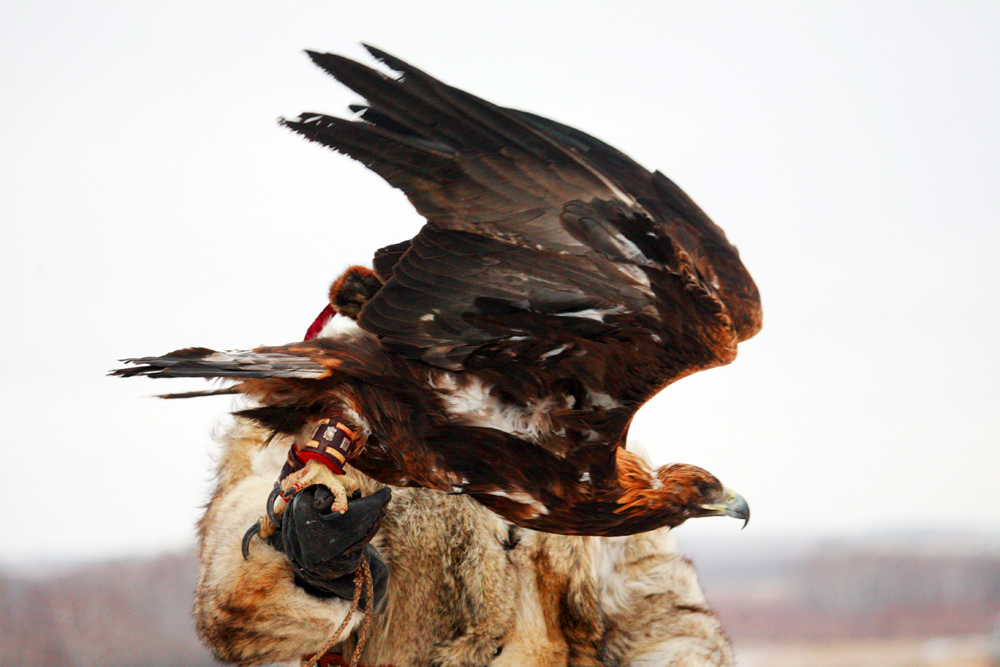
[193,421,363,666]
[596,529,735,667]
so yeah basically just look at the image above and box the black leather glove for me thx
[270,485,391,610]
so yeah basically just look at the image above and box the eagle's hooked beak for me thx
[699,487,750,529]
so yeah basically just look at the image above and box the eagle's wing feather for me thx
[282,47,760,404]
[510,109,761,341]
[285,49,629,251]
[362,224,650,369]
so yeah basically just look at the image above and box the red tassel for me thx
[305,303,336,340]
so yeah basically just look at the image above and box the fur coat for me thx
[194,419,735,667]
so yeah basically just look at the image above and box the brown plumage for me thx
[329,265,383,320]
[114,46,759,536]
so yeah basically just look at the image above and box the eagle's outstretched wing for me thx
[282,46,760,407]
[113,48,760,536]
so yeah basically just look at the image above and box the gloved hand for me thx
[270,485,392,610]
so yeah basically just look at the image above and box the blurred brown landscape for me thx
[0,553,216,666]
[2,532,998,667]
[683,531,1000,666]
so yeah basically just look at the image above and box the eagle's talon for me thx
[241,521,261,560]
[266,482,285,530]
[243,484,288,560]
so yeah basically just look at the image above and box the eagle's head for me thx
[655,463,750,527]
[613,450,749,532]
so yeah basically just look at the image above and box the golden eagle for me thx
[115,46,761,537]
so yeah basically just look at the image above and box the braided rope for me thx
[300,555,374,667]
[352,555,376,665]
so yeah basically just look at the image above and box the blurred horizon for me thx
[3,519,998,572]
[5,527,999,667]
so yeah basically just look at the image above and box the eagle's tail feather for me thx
[110,348,326,380]
[159,388,241,399]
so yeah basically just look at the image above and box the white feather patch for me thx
[317,314,362,338]
[552,305,626,322]
[431,374,567,444]
[484,489,549,517]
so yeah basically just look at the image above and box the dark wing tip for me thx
[304,49,384,88]
[304,48,335,67]
[278,113,325,131]
[361,44,407,72]
[108,364,143,378]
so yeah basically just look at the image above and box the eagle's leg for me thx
[279,458,360,515]
[247,414,362,549]
[249,460,360,547]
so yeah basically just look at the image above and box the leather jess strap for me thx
[301,416,356,474]
[280,413,359,485]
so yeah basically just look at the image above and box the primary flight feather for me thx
[115,46,761,536]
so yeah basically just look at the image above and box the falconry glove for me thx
[269,485,391,610]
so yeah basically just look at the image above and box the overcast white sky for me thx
[2,1,998,563]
